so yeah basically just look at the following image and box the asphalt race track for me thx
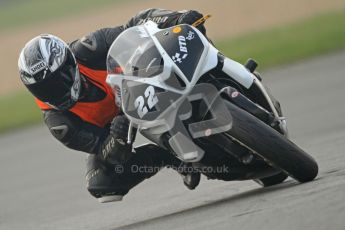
[1,52,345,230]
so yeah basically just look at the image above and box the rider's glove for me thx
[177,10,206,35]
[99,115,133,166]
[110,115,129,139]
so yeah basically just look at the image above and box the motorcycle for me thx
[106,21,318,187]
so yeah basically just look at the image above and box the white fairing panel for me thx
[198,44,219,77]
[222,57,255,89]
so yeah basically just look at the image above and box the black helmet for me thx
[18,34,81,110]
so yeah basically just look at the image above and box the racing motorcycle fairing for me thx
[106,21,248,162]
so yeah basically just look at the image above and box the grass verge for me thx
[1,9,345,133]
[217,9,345,69]
[0,91,42,133]
[0,0,137,31]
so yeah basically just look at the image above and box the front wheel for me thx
[223,101,318,183]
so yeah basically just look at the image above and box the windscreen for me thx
[107,27,163,78]
[107,26,174,121]
[106,24,204,122]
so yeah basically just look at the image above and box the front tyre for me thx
[223,101,318,183]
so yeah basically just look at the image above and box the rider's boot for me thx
[86,143,201,203]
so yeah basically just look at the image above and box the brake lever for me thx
[192,14,211,27]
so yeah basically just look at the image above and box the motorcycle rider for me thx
[18,9,208,203]
[18,8,285,203]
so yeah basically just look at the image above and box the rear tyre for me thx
[223,101,318,183]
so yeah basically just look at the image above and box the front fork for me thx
[245,59,289,137]
[217,57,288,137]
[252,77,289,138]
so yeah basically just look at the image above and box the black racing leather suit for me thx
[42,9,207,198]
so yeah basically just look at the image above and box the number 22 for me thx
[134,86,158,118]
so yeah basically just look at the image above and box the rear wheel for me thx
[223,101,318,183]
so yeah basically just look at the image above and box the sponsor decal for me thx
[115,86,122,107]
[102,136,116,159]
[30,61,46,74]
[171,35,189,63]
[138,16,169,25]
[172,52,188,63]
[186,31,195,41]
[178,36,188,53]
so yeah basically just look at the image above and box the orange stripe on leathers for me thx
[36,63,119,128]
